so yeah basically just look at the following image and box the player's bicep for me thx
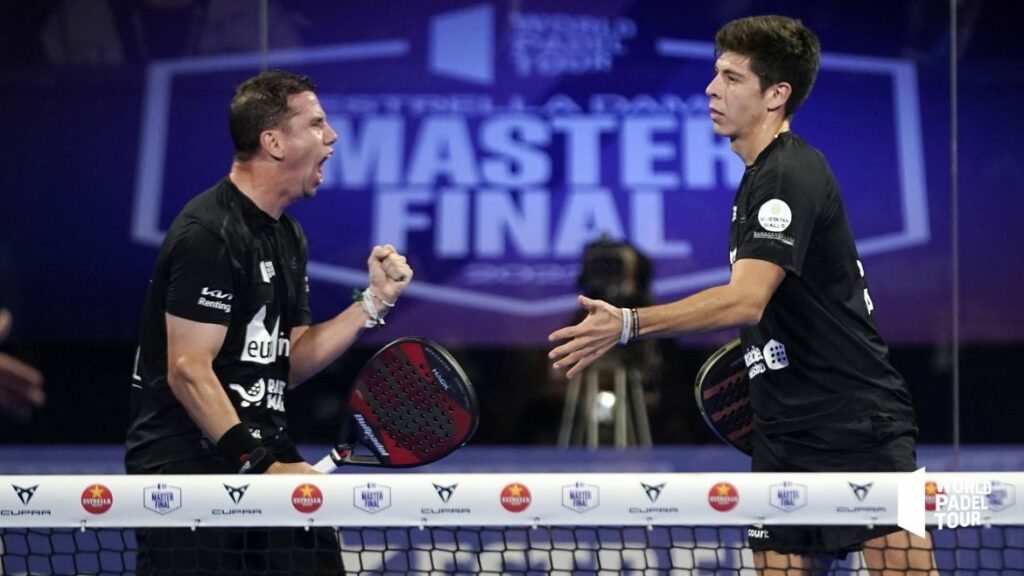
[729,258,785,313]
[165,313,227,376]
[290,324,310,347]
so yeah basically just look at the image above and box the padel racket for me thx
[694,339,753,455]
[314,337,478,472]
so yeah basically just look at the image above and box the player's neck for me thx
[229,161,290,219]
[732,117,790,166]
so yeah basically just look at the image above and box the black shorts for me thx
[747,430,917,557]
[132,456,344,576]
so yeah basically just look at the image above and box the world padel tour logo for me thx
[292,484,324,514]
[500,483,532,512]
[81,484,113,514]
[927,478,1015,530]
[708,482,739,512]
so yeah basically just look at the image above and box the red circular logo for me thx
[292,484,324,514]
[500,483,532,513]
[81,484,113,514]
[925,481,944,511]
[708,482,739,512]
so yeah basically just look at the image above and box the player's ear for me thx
[260,129,284,161]
[766,82,792,113]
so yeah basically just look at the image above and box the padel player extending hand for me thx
[125,70,412,575]
[548,16,936,576]
[0,309,45,421]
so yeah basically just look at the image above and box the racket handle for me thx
[313,454,338,473]
[313,445,347,473]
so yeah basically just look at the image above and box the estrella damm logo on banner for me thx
[292,484,323,514]
[708,482,739,512]
[81,484,113,514]
[500,482,532,513]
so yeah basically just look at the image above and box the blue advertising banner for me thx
[128,3,925,345]
[2,1,1020,346]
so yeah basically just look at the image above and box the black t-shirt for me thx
[125,178,311,472]
[730,132,916,451]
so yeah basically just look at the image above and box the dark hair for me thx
[229,70,317,161]
[715,15,820,118]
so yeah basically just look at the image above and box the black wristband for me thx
[217,424,276,474]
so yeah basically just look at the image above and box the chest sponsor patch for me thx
[758,199,792,232]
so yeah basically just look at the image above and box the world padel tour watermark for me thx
[928,478,993,530]
[897,469,1020,536]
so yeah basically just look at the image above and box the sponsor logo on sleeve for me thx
[197,287,233,313]
[757,199,792,232]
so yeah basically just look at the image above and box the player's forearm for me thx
[288,302,368,386]
[166,358,240,443]
[637,284,764,338]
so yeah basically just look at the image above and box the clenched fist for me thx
[367,244,413,304]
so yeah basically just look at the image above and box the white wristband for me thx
[360,288,391,328]
[618,307,631,346]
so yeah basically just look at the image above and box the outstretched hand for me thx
[367,244,413,304]
[0,309,45,421]
[547,295,622,378]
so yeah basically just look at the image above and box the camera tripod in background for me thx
[557,349,653,448]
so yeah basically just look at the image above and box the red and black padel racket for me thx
[314,337,478,471]
[694,339,753,455]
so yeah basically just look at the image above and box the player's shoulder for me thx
[775,133,832,174]
[164,179,242,246]
[770,133,836,193]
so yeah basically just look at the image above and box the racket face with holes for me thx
[694,339,753,455]
[344,337,478,467]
